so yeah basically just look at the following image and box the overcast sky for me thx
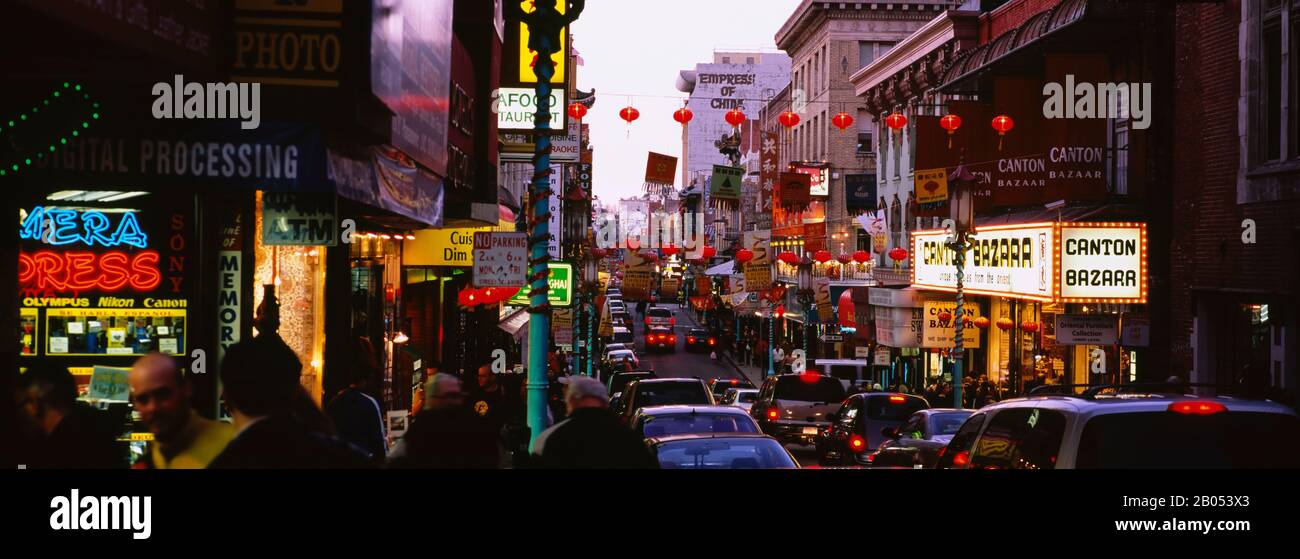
[570,0,802,206]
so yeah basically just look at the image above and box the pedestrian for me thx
[128,353,235,469]
[208,336,372,468]
[325,338,388,464]
[530,376,659,469]
[17,362,123,468]
[388,373,500,468]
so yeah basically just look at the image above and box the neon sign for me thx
[18,250,161,292]
[19,206,148,248]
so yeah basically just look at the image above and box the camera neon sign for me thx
[19,206,148,248]
[18,206,160,292]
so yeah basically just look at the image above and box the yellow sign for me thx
[921,300,982,349]
[47,308,187,319]
[915,168,949,205]
[519,1,566,84]
[405,228,491,266]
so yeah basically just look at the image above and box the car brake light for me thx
[709,338,716,345]
[849,434,866,451]
[669,336,676,343]
[767,407,779,420]
[952,450,970,467]
[730,379,739,385]
[1169,401,1227,415]
[645,318,651,325]
[670,317,676,325]
[688,337,696,343]
[889,395,906,403]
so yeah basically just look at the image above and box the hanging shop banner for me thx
[645,152,678,185]
[912,224,1055,301]
[577,162,593,196]
[552,120,582,162]
[779,172,811,208]
[548,165,563,259]
[815,278,834,323]
[507,262,573,307]
[711,165,743,200]
[872,233,889,254]
[620,250,653,301]
[875,350,892,366]
[1054,314,1119,345]
[1058,224,1147,303]
[875,306,923,348]
[496,87,566,131]
[472,232,528,287]
[790,165,830,197]
[1121,316,1150,347]
[914,168,949,206]
[758,132,779,230]
[743,230,772,292]
[552,307,574,348]
[921,301,983,349]
[803,222,827,253]
[217,210,244,365]
[846,174,877,209]
[261,192,338,246]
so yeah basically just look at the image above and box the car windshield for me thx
[634,383,710,407]
[640,413,759,438]
[648,309,672,318]
[774,376,846,403]
[1076,411,1300,468]
[656,438,797,469]
[688,330,708,338]
[865,396,928,420]
[737,392,757,404]
[929,412,973,436]
[609,373,652,395]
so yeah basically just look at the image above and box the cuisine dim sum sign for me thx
[911,222,1146,304]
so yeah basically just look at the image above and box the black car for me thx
[751,374,848,445]
[868,409,974,468]
[815,393,931,467]
[619,378,714,425]
[607,370,656,397]
[645,326,676,353]
[708,377,755,402]
[684,328,716,352]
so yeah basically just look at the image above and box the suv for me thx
[645,326,676,353]
[645,306,675,328]
[935,385,1300,469]
[814,394,933,467]
[619,378,714,425]
[751,374,849,445]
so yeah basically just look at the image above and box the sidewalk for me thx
[676,303,763,387]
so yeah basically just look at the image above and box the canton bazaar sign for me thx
[911,222,1147,304]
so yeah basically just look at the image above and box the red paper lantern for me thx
[852,250,871,264]
[567,103,587,120]
[838,290,856,328]
[992,114,1014,151]
[662,244,679,256]
[836,253,852,264]
[938,311,953,324]
[1021,321,1040,333]
[778,111,800,128]
[814,250,833,263]
[619,106,640,123]
[735,249,754,264]
[996,317,1014,331]
[888,247,909,262]
[673,107,693,125]
[939,114,962,148]
[832,112,854,131]
[702,246,717,259]
[885,112,908,131]
[778,251,799,265]
[973,316,991,329]
[459,288,480,307]
[725,108,746,127]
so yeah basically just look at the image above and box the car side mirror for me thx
[883,427,900,439]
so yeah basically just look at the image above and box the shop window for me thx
[253,191,326,404]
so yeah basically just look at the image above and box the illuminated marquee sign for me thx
[911,222,1148,304]
[20,206,148,248]
[18,251,162,292]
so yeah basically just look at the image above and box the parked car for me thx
[684,328,716,353]
[630,405,761,439]
[602,343,634,356]
[935,385,1300,469]
[645,326,676,353]
[816,393,931,467]
[708,377,755,402]
[612,311,634,329]
[607,371,656,397]
[645,306,675,327]
[603,349,639,373]
[751,373,848,446]
[862,408,973,468]
[619,378,714,424]
[719,388,760,413]
[609,326,634,345]
[647,434,800,469]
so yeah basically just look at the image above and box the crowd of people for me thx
[13,333,658,470]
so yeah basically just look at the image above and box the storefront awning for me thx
[939,0,1103,93]
[975,202,1145,227]
[498,308,530,340]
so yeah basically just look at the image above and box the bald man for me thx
[128,353,234,469]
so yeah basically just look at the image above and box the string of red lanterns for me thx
[619,106,640,124]
[992,115,1014,150]
[939,114,961,148]
[778,111,800,128]
[673,107,693,125]
[832,112,854,132]
[567,103,587,121]
[724,108,746,129]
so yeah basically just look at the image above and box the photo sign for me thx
[473,232,527,288]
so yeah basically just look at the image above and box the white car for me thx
[604,349,639,371]
[609,326,634,345]
[935,385,1300,469]
[720,388,760,413]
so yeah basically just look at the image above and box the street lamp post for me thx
[948,162,976,409]
[521,0,585,450]
[797,256,814,367]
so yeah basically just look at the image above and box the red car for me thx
[645,326,676,353]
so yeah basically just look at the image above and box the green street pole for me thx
[522,1,584,451]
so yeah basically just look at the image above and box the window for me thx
[969,408,1066,470]
[836,397,860,427]
[1076,411,1300,468]
[1108,117,1129,195]
[899,413,925,439]
[639,413,760,438]
[859,41,876,69]
[747,56,755,65]
[774,376,847,403]
[865,395,928,421]
[936,413,986,468]
[1250,0,1298,165]
[723,56,731,64]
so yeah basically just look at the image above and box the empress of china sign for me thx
[910,222,1147,304]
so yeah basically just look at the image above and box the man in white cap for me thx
[530,376,658,469]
